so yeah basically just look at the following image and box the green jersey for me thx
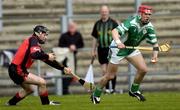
[110,15,158,56]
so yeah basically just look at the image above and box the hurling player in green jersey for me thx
[91,5,159,104]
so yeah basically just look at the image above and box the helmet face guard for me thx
[33,25,49,44]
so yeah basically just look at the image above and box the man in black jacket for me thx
[58,21,84,72]
[58,21,84,94]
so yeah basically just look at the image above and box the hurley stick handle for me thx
[90,56,95,64]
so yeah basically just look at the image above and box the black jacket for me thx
[58,31,84,51]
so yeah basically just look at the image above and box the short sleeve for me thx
[91,22,98,39]
[112,20,119,29]
[116,19,131,35]
[29,37,41,53]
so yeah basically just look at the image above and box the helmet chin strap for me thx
[35,32,40,36]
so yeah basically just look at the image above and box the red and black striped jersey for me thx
[12,35,65,74]
[12,35,48,73]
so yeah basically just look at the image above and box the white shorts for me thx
[109,48,141,64]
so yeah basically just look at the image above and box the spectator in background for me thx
[58,21,84,72]
[58,21,84,94]
[91,5,119,94]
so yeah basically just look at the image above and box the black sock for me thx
[105,81,110,89]
[112,76,117,90]
[39,91,50,105]
[8,92,24,105]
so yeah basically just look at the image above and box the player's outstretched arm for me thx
[30,50,49,60]
[112,28,125,49]
[43,59,65,70]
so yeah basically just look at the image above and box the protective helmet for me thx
[138,5,152,14]
[138,5,152,24]
[33,25,49,44]
[34,25,49,35]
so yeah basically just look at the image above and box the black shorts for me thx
[8,64,29,85]
[97,47,109,64]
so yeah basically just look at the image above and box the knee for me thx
[102,69,106,75]
[138,67,148,74]
[104,73,115,81]
[25,88,34,94]
[27,88,34,94]
[39,79,46,86]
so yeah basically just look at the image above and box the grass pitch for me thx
[0,92,180,110]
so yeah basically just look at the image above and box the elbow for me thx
[30,52,49,60]
[111,28,119,37]
[30,53,38,59]
[112,28,117,32]
[112,28,118,35]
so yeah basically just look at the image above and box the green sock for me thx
[93,86,103,97]
[131,83,140,92]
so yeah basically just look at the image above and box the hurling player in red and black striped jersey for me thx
[7,25,72,105]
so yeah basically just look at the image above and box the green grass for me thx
[1,92,180,110]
